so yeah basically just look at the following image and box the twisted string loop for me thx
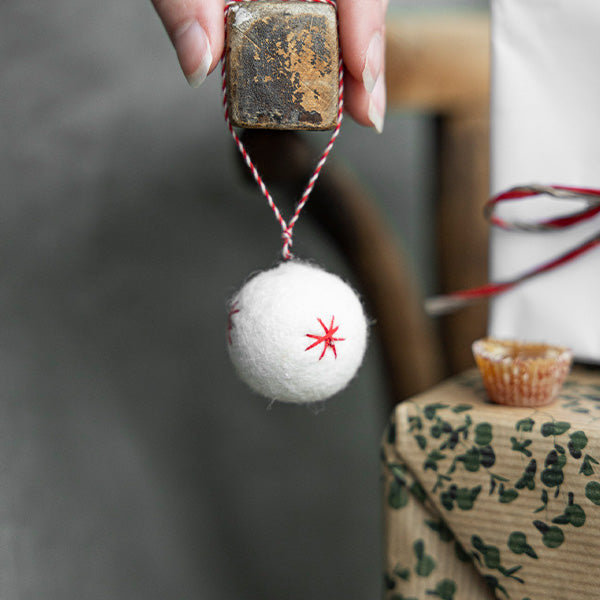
[222,0,343,260]
[426,184,600,316]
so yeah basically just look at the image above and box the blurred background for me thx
[1,0,487,598]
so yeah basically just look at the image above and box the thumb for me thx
[337,0,387,131]
[151,0,225,87]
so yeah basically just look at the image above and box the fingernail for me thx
[173,20,212,88]
[368,74,386,134]
[362,32,382,95]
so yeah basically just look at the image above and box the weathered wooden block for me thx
[225,0,339,131]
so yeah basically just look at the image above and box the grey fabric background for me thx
[1,1,486,598]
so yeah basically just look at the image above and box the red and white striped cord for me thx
[484,184,600,231]
[221,0,343,260]
[426,184,600,316]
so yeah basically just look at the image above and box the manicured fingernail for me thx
[362,32,383,95]
[173,20,212,88]
[368,74,386,134]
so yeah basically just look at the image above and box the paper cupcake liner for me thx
[472,338,573,407]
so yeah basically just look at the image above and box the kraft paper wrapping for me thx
[488,0,600,363]
[382,368,600,600]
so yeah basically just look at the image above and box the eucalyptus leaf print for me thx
[507,532,538,559]
[540,421,570,437]
[515,418,535,432]
[388,476,409,509]
[474,422,493,446]
[427,579,456,600]
[533,521,564,549]
[568,431,588,458]
[515,459,536,490]
[551,493,585,527]
[471,535,524,582]
[580,454,599,476]
[383,369,600,600]
[413,539,436,577]
[585,480,600,505]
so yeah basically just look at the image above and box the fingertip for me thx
[367,74,386,134]
[173,20,213,87]
[152,0,224,84]
[362,31,383,95]
[344,69,386,134]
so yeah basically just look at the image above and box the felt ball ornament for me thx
[227,261,368,403]
[221,1,366,403]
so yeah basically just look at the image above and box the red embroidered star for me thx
[305,316,345,360]
[227,302,240,345]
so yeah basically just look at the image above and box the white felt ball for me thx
[227,261,368,404]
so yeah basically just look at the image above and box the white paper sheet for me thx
[489,0,600,362]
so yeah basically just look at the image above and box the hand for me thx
[151,0,387,132]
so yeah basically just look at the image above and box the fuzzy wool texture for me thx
[227,261,368,403]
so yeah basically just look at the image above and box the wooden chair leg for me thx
[386,12,491,374]
[436,111,490,373]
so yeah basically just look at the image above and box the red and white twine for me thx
[221,0,343,260]
[426,184,600,316]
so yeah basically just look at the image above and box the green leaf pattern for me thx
[382,372,600,600]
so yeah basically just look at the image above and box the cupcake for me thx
[472,338,573,407]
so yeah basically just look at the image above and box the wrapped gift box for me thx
[382,367,600,600]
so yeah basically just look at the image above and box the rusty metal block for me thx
[225,0,339,131]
